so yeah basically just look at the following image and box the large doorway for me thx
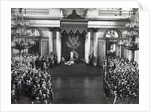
[105,29,121,57]
[97,39,106,66]
[97,29,121,66]
[24,27,43,55]
[28,41,39,54]
[106,41,118,57]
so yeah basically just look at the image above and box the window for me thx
[24,28,41,37]
[105,29,119,38]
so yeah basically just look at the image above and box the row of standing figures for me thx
[102,56,139,104]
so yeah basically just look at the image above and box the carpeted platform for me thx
[49,63,103,77]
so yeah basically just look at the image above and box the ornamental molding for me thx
[19,8,63,19]
[61,25,87,34]
[25,20,60,27]
[88,21,128,28]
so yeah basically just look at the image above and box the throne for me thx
[65,50,78,65]
[70,50,78,63]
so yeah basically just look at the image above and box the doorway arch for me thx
[104,28,122,57]
[24,27,43,54]
[104,28,122,38]
[24,27,43,37]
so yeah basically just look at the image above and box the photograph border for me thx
[0,0,150,112]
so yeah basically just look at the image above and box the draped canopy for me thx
[61,9,88,34]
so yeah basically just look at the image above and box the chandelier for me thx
[123,16,139,37]
[11,8,35,53]
[121,8,139,50]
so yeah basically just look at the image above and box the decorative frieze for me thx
[88,21,128,28]
[25,20,60,27]
[22,8,63,19]
[86,8,132,20]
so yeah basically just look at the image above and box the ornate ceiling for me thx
[11,8,138,28]
[11,8,137,20]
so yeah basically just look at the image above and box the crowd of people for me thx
[103,56,139,104]
[11,52,55,104]
[11,51,139,104]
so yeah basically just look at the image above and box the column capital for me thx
[55,27,61,32]
[48,27,53,31]
[93,28,99,32]
[88,28,93,32]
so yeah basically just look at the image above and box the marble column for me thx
[93,28,99,66]
[134,50,139,64]
[48,27,53,53]
[118,45,121,57]
[129,36,136,62]
[129,50,135,62]
[55,28,61,63]
[85,29,91,63]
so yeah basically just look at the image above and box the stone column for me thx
[131,50,135,62]
[85,29,91,63]
[129,50,135,62]
[93,28,99,66]
[55,28,61,63]
[129,36,136,62]
[134,50,139,64]
[48,27,53,53]
[119,45,122,57]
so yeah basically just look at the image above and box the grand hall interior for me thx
[11,8,139,104]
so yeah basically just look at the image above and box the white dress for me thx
[65,51,75,65]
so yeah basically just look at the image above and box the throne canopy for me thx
[61,9,88,34]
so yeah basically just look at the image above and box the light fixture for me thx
[11,8,35,53]
[123,8,139,50]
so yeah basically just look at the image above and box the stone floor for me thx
[49,63,108,104]
[51,76,108,104]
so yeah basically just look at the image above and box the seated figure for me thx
[65,50,78,65]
